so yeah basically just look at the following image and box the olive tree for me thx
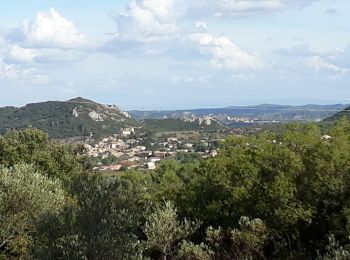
[0,164,65,256]
[33,173,144,260]
[144,201,200,260]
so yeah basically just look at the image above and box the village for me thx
[84,127,222,172]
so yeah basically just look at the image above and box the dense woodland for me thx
[1,118,350,259]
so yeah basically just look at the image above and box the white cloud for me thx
[189,32,262,71]
[0,36,5,46]
[308,56,349,74]
[19,8,88,49]
[4,44,87,64]
[112,0,319,42]
[114,0,180,42]
[0,40,48,83]
[7,45,40,63]
[276,44,350,76]
[188,0,318,18]
[0,61,48,84]
[277,44,343,57]
[2,9,96,65]
[36,49,86,63]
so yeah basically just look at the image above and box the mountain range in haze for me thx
[129,104,349,123]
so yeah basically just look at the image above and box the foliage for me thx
[2,118,350,259]
[175,152,202,164]
[143,201,200,259]
[317,234,350,260]
[176,240,213,260]
[171,120,350,258]
[204,217,268,260]
[0,128,89,188]
[32,173,144,260]
[0,99,139,139]
[0,164,65,256]
[149,160,199,203]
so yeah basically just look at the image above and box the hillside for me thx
[142,117,223,132]
[0,106,17,117]
[324,105,350,122]
[129,104,348,123]
[0,98,139,139]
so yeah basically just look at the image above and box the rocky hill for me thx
[324,105,350,122]
[0,98,139,139]
[141,117,223,132]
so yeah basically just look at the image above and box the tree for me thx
[33,173,144,260]
[0,128,48,167]
[204,217,268,260]
[0,128,90,189]
[144,201,200,260]
[0,164,65,257]
[174,121,350,258]
[176,240,213,260]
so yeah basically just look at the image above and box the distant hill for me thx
[142,117,223,132]
[68,97,95,103]
[0,106,17,117]
[1,99,347,138]
[129,104,348,123]
[0,98,139,139]
[324,105,350,122]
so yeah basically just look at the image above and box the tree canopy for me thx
[1,119,350,259]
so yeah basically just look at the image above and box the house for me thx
[149,157,161,163]
[140,151,153,158]
[210,150,218,157]
[322,135,332,140]
[154,151,167,158]
[122,127,135,137]
[145,162,156,170]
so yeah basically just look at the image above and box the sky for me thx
[0,0,349,110]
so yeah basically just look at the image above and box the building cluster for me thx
[85,128,220,172]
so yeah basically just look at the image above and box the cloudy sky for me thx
[0,0,349,109]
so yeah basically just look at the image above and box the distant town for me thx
[85,127,226,172]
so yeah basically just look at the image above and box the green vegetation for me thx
[32,173,143,259]
[0,164,65,256]
[142,118,222,132]
[0,99,139,139]
[1,118,350,259]
[324,105,350,122]
[175,152,202,163]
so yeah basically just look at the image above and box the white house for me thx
[145,162,156,170]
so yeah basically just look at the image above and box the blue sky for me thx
[0,0,349,109]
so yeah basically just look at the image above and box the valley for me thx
[0,97,349,174]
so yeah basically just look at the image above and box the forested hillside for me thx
[0,98,139,139]
[1,118,350,259]
[325,105,350,122]
[0,98,225,139]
